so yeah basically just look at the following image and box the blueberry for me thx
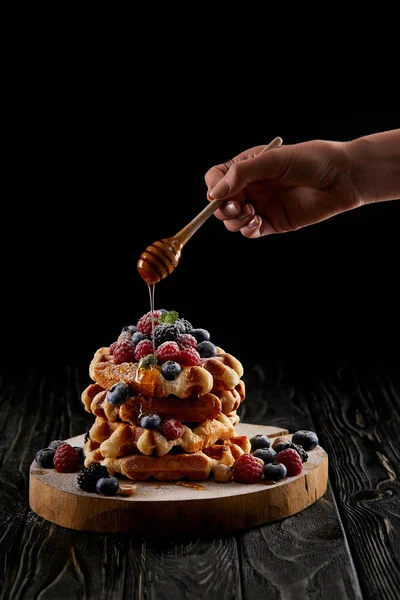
[292,430,319,451]
[140,413,162,429]
[159,308,169,315]
[264,462,287,481]
[189,328,210,343]
[138,354,158,369]
[106,382,130,406]
[161,360,182,380]
[73,446,84,463]
[48,440,66,450]
[250,434,271,451]
[96,476,119,496]
[35,448,56,468]
[121,324,137,336]
[132,331,149,345]
[197,341,217,358]
[252,447,277,464]
[274,442,291,453]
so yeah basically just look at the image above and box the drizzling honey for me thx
[148,283,156,352]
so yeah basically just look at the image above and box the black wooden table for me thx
[1,357,399,600]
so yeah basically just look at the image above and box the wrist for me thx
[347,130,400,205]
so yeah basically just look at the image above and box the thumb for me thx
[209,146,291,200]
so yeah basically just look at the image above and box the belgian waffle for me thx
[81,381,245,424]
[84,436,251,481]
[89,346,243,398]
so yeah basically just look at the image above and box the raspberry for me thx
[109,341,118,355]
[275,448,303,476]
[137,311,162,335]
[113,339,136,364]
[177,334,197,349]
[134,339,154,360]
[179,347,200,366]
[53,444,81,473]
[155,341,180,363]
[159,419,185,440]
[232,454,264,483]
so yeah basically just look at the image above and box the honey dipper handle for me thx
[173,136,283,246]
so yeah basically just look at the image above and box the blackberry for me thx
[176,318,193,333]
[154,324,180,347]
[73,446,84,463]
[77,464,110,493]
[275,442,308,463]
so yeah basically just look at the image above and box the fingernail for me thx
[247,216,260,229]
[239,205,252,219]
[223,201,239,217]
[209,178,230,199]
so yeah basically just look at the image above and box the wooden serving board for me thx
[29,424,328,535]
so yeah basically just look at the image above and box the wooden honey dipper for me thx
[137,136,283,285]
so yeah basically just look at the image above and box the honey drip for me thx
[148,283,156,352]
[175,481,206,491]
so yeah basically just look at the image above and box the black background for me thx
[2,79,399,372]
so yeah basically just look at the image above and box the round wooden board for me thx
[29,424,328,535]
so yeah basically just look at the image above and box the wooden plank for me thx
[0,363,363,599]
[304,360,400,600]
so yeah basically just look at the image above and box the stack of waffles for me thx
[81,314,251,482]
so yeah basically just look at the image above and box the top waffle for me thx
[89,345,243,399]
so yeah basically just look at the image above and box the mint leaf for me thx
[160,310,179,324]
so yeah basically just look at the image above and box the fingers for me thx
[207,147,286,201]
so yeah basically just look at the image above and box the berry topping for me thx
[77,464,110,493]
[275,448,303,477]
[189,328,210,343]
[292,430,319,451]
[196,341,217,358]
[249,434,271,451]
[175,318,193,333]
[179,347,201,366]
[121,324,137,336]
[113,339,136,364]
[134,339,154,361]
[109,341,118,355]
[106,382,130,406]
[96,476,119,496]
[140,413,162,429]
[274,441,308,463]
[138,354,158,369]
[73,446,84,464]
[53,444,81,473]
[132,331,149,345]
[35,448,56,468]
[154,323,181,347]
[161,360,182,380]
[264,462,287,482]
[159,419,185,440]
[232,454,264,484]
[48,440,67,450]
[177,333,197,349]
[137,310,162,334]
[155,341,180,363]
[252,447,277,464]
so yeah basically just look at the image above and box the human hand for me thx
[204,139,364,238]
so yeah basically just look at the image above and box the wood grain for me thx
[2,360,399,599]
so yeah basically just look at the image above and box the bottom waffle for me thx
[83,436,251,482]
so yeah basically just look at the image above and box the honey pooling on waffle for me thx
[81,308,250,482]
